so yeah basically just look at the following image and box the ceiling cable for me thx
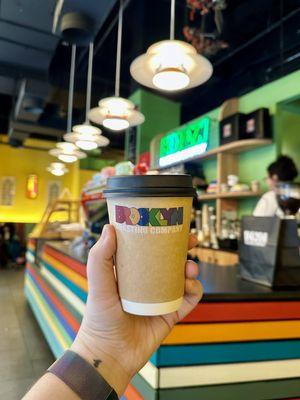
[115,0,123,97]
[170,0,175,40]
[85,42,94,123]
[67,44,76,134]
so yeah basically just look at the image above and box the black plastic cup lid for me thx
[104,174,196,198]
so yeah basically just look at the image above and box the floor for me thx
[0,267,54,399]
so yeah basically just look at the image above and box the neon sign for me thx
[159,117,210,167]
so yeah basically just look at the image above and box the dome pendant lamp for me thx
[88,0,144,131]
[64,42,110,150]
[130,0,213,92]
[49,44,86,163]
[47,162,69,177]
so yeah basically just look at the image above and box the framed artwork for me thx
[0,177,16,206]
[47,181,62,203]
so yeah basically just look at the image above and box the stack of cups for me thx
[104,174,196,316]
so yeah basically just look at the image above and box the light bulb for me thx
[73,124,101,135]
[76,140,98,151]
[103,117,129,131]
[58,154,78,163]
[153,68,190,91]
[47,162,68,176]
[51,169,65,176]
[57,142,77,152]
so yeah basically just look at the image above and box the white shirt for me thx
[253,190,284,218]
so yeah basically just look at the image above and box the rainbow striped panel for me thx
[150,340,300,366]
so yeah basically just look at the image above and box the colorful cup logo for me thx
[115,205,183,227]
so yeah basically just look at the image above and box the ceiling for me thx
[0,0,300,154]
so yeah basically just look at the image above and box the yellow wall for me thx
[79,169,95,191]
[0,142,95,223]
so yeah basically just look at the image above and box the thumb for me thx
[87,224,118,301]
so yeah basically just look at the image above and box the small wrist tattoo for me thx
[93,359,101,368]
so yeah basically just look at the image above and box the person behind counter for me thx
[253,155,298,217]
[23,225,202,399]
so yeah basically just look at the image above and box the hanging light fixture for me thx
[88,0,144,131]
[49,45,86,163]
[47,162,69,177]
[64,42,110,150]
[130,0,213,92]
[49,142,86,163]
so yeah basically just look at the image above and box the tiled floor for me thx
[0,267,54,399]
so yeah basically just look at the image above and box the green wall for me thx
[277,109,300,176]
[128,89,180,159]
[150,69,300,216]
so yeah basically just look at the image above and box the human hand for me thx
[71,224,203,397]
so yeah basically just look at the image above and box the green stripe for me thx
[132,374,300,400]
[29,263,82,323]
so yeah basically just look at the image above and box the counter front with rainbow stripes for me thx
[25,240,300,399]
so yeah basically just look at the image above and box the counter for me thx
[25,239,300,399]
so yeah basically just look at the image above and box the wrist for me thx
[71,336,131,398]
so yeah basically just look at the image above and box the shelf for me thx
[198,191,263,200]
[189,139,272,163]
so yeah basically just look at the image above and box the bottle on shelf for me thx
[208,206,219,249]
[195,210,204,246]
[202,204,211,248]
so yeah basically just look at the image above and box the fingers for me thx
[176,260,203,321]
[188,234,198,250]
[185,260,199,279]
[87,224,118,301]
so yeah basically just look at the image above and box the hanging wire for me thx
[115,0,123,97]
[279,0,284,71]
[67,44,76,133]
[170,0,175,40]
[85,42,94,123]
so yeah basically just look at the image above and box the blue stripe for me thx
[150,341,300,367]
[27,269,76,340]
[27,249,35,257]
[42,261,87,302]
[25,284,63,359]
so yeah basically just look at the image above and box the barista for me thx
[253,155,298,217]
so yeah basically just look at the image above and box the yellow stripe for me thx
[164,320,300,345]
[43,253,88,292]
[25,276,70,350]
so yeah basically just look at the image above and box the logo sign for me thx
[115,205,184,234]
[244,230,268,247]
[159,117,210,167]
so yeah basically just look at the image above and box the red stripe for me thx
[27,239,36,249]
[182,301,300,323]
[27,263,80,334]
[44,245,87,278]
[124,384,144,400]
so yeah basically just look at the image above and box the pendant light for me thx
[130,0,213,92]
[49,45,86,163]
[88,0,144,131]
[64,42,110,150]
[47,162,69,177]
